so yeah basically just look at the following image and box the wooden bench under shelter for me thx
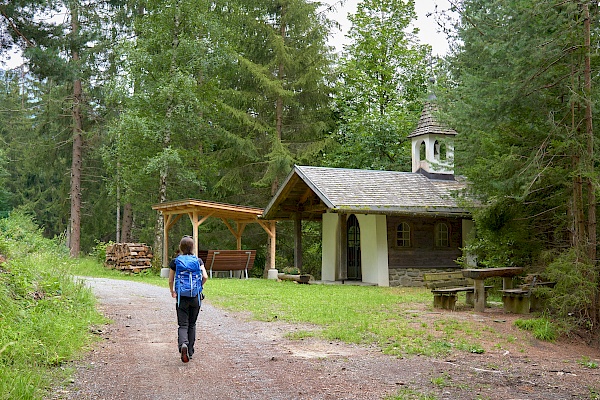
[151,199,277,278]
[205,249,256,279]
[501,276,555,314]
[423,271,492,311]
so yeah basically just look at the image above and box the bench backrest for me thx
[205,249,256,272]
[423,271,473,289]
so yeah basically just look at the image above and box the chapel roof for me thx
[262,165,469,221]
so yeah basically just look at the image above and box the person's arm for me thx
[169,269,176,298]
[200,263,208,285]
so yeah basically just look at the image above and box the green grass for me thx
[513,317,558,341]
[385,388,438,400]
[578,356,599,369]
[203,278,492,357]
[0,212,106,399]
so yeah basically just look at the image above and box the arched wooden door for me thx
[347,214,362,280]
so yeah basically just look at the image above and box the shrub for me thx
[543,248,598,331]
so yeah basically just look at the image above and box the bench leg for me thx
[465,292,474,306]
[503,295,530,314]
[433,295,457,310]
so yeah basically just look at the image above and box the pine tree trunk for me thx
[116,178,121,243]
[69,2,83,258]
[121,202,133,242]
[583,4,596,262]
[582,3,598,325]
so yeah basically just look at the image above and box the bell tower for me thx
[408,102,457,180]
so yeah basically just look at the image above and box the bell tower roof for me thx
[409,102,457,178]
[408,102,457,139]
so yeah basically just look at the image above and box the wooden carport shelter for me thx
[152,199,277,271]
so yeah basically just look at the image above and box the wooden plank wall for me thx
[386,216,462,269]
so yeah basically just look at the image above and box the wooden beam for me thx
[299,187,313,204]
[165,213,183,230]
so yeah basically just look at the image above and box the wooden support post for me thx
[294,213,302,271]
[162,214,170,268]
[192,211,199,256]
[270,221,276,270]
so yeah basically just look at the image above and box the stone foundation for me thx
[388,267,462,287]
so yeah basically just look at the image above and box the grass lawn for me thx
[204,278,503,357]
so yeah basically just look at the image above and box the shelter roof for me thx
[407,102,457,138]
[262,166,470,221]
[152,199,264,223]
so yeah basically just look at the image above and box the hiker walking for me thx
[168,236,207,363]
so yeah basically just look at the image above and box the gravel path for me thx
[52,277,600,400]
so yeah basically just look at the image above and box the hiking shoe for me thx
[181,343,189,363]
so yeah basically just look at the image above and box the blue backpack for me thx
[174,254,203,305]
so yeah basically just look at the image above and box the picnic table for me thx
[462,267,524,312]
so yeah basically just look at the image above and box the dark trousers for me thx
[176,296,201,356]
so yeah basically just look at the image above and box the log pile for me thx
[105,243,153,273]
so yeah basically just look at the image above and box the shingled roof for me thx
[262,166,469,220]
[407,102,457,138]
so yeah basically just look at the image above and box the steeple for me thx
[408,102,457,179]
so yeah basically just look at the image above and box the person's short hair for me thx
[179,236,194,255]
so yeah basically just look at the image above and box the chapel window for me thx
[397,222,411,247]
[435,222,450,247]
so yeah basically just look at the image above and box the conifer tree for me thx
[442,0,599,324]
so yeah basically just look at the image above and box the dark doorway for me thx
[347,214,362,280]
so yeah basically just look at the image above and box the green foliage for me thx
[578,356,599,369]
[460,198,540,268]
[90,241,115,264]
[543,249,598,327]
[0,149,10,217]
[326,0,429,171]
[0,213,106,399]
[514,317,558,341]
[0,210,67,259]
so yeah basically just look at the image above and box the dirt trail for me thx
[53,277,600,400]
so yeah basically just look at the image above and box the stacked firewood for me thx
[105,243,153,272]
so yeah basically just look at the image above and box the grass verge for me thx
[0,213,106,399]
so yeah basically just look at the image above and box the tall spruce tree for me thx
[210,0,335,199]
[1,0,129,256]
[211,0,335,275]
[442,0,599,324]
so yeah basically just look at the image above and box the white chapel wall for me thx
[356,214,390,287]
